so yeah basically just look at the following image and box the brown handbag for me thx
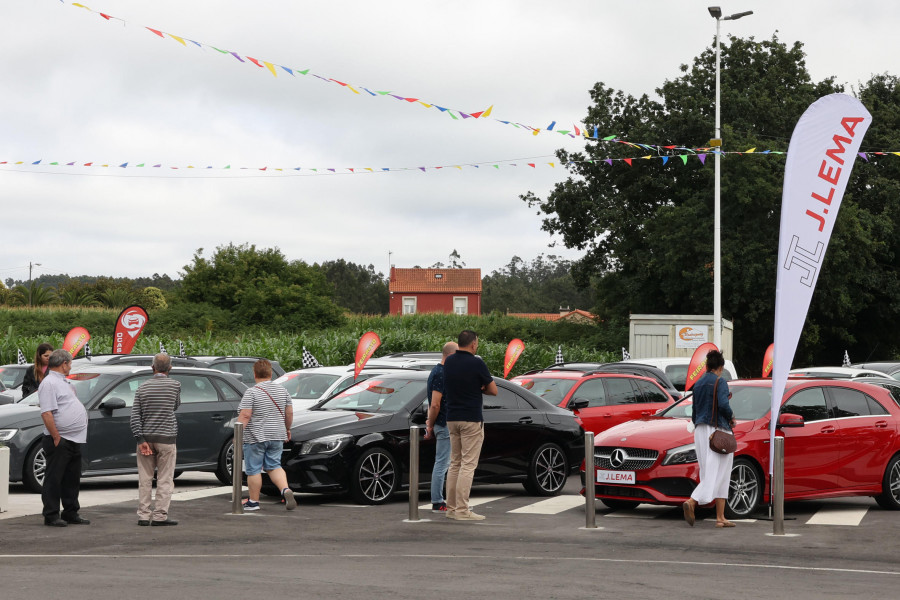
[708,376,737,454]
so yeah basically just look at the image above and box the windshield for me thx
[318,378,424,414]
[0,366,27,389]
[21,373,120,406]
[278,373,341,400]
[659,385,773,421]
[512,377,577,405]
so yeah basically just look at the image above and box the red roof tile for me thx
[389,267,482,293]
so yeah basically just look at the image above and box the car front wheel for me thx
[875,454,900,510]
[23,443,47,493]
[215,438,234,485]
[726,458,762,519]
[523,442,568,496]
[350,447,398,505]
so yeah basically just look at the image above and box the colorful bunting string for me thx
[57,1,691,150]
[0,148,828,177]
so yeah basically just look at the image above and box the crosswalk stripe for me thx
[509,495,585,514]
[419,495,509,512]
[805,506,868,526]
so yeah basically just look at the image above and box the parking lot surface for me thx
[3,475,900,599]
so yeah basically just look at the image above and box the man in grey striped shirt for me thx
[130,353,181,526]
[236,359,295,511]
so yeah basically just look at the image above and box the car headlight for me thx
[0,429,18,442]
[299,434,353,455]
[662,443,697,466]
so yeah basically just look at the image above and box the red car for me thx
[510,371,675,434]
[583,378,900,518]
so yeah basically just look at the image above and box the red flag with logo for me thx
[354,331,381,379]
[685,342,719,391]
[62,327,90,357]
[762,343,774,378]
[503,338,525,379]
[113,305,150,354]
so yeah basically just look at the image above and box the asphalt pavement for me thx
[2,475,900,599]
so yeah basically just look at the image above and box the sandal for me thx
[682,501,695,526]
[715,520,736,528]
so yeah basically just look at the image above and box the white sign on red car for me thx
[597,470,635,484]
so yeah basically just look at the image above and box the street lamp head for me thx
[708,6,722,18]
[724,10,753,20]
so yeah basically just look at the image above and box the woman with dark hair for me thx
[682,349,736,528]
[21,343,55,397]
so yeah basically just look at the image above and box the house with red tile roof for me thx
[507,308,598,324]
[388,267,482,315]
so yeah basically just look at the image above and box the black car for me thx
[0,364,247,492]
[72,354,285,384]
[279,370,585,504]
[527,362,682,400]
[192,355,286,383]
[72,354,209,368]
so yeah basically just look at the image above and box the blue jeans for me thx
[243,440,283,476]
[431,424,450,504]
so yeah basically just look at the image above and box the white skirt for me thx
[690,423,734,505]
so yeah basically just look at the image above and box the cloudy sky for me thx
[2,1,898,285]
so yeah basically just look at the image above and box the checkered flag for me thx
[555,345,564,365]
[842,350,851,368]
[178,340,186,358]
[159,341,167,354]
[622,347,631,360]
[302,346,321,368]
[84,341,92,359]
[17,348,27,365]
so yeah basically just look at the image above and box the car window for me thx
[231,361,257,382]
[867,396,889,416]
[605,378,641,405]
[876,383,900,407]
[570,379,607,408]
[782,387,830,422]
[98,375,152,408]
[321,378,422,413]
[171,374,220,404]
[0,366,27,389]
[634,379,669,403]
[332,376,359,395]
[213,377,243,402]
[483,387,524,410]
[830,387,872,418]
[665,365,688,391]
[209,363,230,373]
[513,377,576,406]
[280,373,341,400]
[23,373,122,407]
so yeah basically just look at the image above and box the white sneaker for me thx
[455,511,486,521]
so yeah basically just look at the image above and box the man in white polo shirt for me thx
[38,349,89,527]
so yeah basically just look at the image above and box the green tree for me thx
[180,243,344,330]
[521,35,900,370]
[56,280,99,307]
[138,286,168,310]
[318,260,388,315]
[482,254,596,314]
[11,282,56,306]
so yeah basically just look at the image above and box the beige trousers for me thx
[136,443,177,521]
[445,421,484,515]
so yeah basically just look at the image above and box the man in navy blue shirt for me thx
[424,341,457,514]
[443,330,497,521]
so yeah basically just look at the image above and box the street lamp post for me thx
[28,261,42,307]
[708,6,752,351]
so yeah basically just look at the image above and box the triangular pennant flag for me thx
[746,147,756,153]
[662,156,669,165]
[482,105,493,117]
[146,27,165,38]
[859,153,869,161]
[246,56,264,68]
[547,121,556,131]
[604,159,613,166]
[230,52,245,63]
[698,154,707,165]
[263,61,278,77]
[169,34,187,46]
[679,155,688,165]
[623,158,632,166]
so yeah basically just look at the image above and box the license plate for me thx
[596,470,636,484]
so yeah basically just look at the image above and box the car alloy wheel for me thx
[726,458,761,518]
[23,444,47,492]
[875,455,900,510]
[351,448,398,505]
[215,438,235,485]
[524,443,568,496]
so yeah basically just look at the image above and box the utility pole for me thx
[28,261,42,307]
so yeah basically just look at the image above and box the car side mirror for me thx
[569,398,590,410]
[778,413,804,428]
[409,402,427,424]
[100,397,127,411]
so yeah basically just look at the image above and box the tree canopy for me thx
[482,254,596,315]
[319,259,389,315]
[523,35,900,371]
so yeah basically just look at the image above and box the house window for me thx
[402,297,417,315]
[453,297,468,315]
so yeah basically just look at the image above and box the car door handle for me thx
[875,421,889,429]
[820,425,836,434]
[518,417,533,424]
[210,414,224,422]
[640,411,652,416]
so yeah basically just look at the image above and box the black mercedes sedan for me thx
[280,370,585,504]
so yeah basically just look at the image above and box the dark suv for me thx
[2,364,247,492]
[528,362,681,399]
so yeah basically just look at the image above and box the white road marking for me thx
[171,486,246,501]
[805,506,868,526]
[509,495,584,514]
[604,505,673,519]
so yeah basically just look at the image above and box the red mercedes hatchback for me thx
[511,371,675,435]
[583,378,900,518]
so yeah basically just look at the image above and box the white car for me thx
[624,357,738,392]
[789,366,891,379]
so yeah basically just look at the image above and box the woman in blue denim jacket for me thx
[682,350,737,528]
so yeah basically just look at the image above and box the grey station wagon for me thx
[0,364,246,492]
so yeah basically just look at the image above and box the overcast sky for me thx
[2,1,898,285]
